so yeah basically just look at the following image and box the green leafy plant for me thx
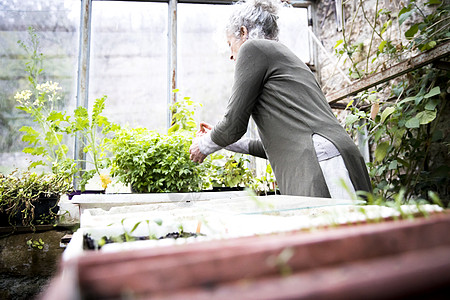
[65,95,118,190]
[340,1,449,203]
[399,0,450,51]
[15,27,76,180]
[109,127,206,193]
[250,163,279,195]
[27,238,45,250]
[15,28,119,191]
[109,91,261,193]
[0,168,72,228]
[168,89,202,134]
[109,91,207,193]
[334,0,449,78]
[206,153,255,189]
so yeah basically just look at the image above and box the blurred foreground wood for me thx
[42,212,450,300]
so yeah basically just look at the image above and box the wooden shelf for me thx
[327,41,450,104]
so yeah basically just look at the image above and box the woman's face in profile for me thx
[227,33,246,61]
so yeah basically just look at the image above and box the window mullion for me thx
[167,0,178,129]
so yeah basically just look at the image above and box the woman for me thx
[189,0,371,199]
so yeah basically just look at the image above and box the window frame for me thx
[75,0,316,175]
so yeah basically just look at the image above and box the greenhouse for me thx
[0,0,449,299]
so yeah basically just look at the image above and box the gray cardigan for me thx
[211,39,372,197]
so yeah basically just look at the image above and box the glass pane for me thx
[279,6,310,64]
[0,0,80,173]
[178,3,235,125]
[90,1,168,132]
[178,4,310,126]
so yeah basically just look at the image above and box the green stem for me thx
[360,1,383,40]
[365,0,379,73]
[341,0,362,77]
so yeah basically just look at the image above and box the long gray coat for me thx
[210,39,372,197]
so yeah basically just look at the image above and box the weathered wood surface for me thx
[327,41,450,104]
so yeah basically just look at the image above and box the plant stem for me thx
[341,0,362,77]
[365,0,380,73]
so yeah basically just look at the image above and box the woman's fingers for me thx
[196,122,213,137]
[189,138,207,163]
[199,122,213,131]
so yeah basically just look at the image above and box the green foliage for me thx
[17,27,44,90]
[15,28,76,180]
[111,92,221,193]
[109,93,262,193]
[65,96,119,190]
[168,89,202,135]
[205,153,255,189]
[15,81,76,178]
[0,169,72,227]
[248,163,279,195]
[14,28,120,190]
[335,0,449,77]
[109,127,207,193]
[27,238,45,250]
[346,67,448,202]
[399,0,449,51]
[340,1,449,203]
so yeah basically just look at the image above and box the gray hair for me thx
[227,0,281,41]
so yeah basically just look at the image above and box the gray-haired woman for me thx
[189,0,372,199]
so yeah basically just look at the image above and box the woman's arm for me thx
[210,41,269,147]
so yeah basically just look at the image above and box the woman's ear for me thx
[240,26,248,40]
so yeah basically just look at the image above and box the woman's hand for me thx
[196,122,213,137]
[189,138,207,163]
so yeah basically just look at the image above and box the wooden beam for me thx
[327,41,450,104]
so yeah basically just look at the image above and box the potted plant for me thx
[205,153,255,191]
[108,92,208,193]
[109,127,207,193]
[15,27,77,183]
[65,95,118,196]
[15,28,116,197]
[0,167,72,228]
[109,91,269,194]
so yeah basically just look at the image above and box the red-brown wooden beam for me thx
[327,41,450,104]
[68,213,450,299]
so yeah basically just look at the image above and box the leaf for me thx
[405,117,420,128]
[345,114,359,125]
[416,110,436,124]
[424,86,440,98]
[375,141,390,162]
[398,7,414,25]
[130,221,142,233]
[266,164,273,174]
[345,99,354,110]
[47,111,65,123]
[423,41,437,50]
[371,103,380,120]
[168,124,179,134]
[378,41,387,52]
[397,96,417,105]
[334,39,343,49]
[389,160,398,170]
[405,24,419,39]
[381,107,396,123]
[425,99,439,110]
[186,121,196,128]
[426,0,442,5]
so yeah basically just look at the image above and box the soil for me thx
[83,231,205,250]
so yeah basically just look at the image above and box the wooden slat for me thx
[327,41,450,104]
